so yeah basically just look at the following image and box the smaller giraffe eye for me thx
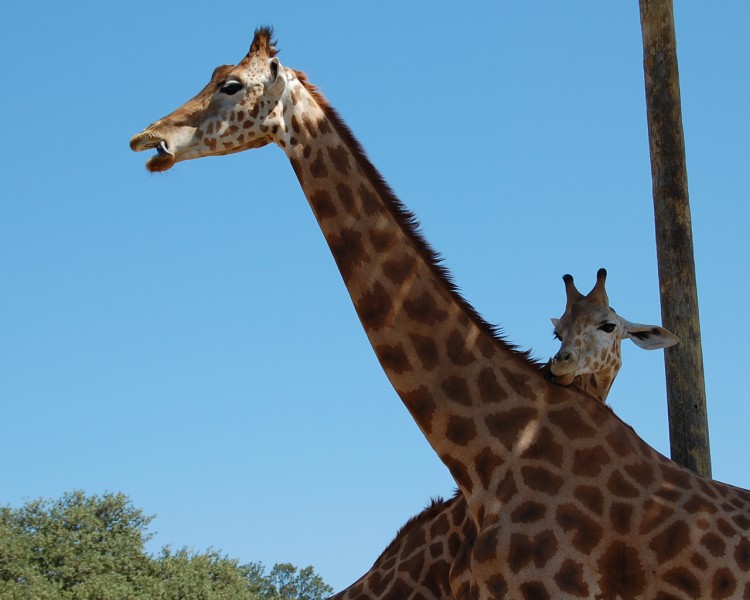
[220,80,243,95]
[598,323,616,333]
[553,331,562,341]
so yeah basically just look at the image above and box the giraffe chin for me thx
[146,153,176,172]
[549,372,576,386]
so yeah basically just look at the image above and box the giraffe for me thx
[548,267,679,400]
[131,28,750,599]
[330,269,678,600]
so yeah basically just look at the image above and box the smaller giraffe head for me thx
[130,27,287,172]
[549,269,678,395]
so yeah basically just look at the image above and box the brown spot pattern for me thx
[610,502,634,534]
[382,254,416,285]
[408,334,438,370]
[445,415,477,446]
[499,367,534,399]
[328,144,351,174]
[442,456,473,495]
[357,183,381,217]
[712,567,737,599]
[701,532,726,557]
[375,343,412,375]
[691,552,708,570]
[336,182,357,217]
[508,531,558,573]
[485,575,508,599]
[659,463,692,490]
[519,581,551,600]
[429,514,449,538]
[485,406,537,451]
[446,329,475,366]
[650,520,690,562]
[639,498,675,535]
[403,292,449,325]
[570,445,608,478]
[596,541,646,599]
[329,227,366,280]
[474,448,503,490]
[519,426,564,468]
[399,386,436,435]
[477,367,506,403]
[308,189,336,219]
[573,485,604,516]
[556,503,604,553]
[291,114,301,133]
[549,406,597,440]
[607,470,640,498]
[663,567,701,599]
[735,536,750,571]
[624,461,655,485]
[309,149,328,178]
[554,558,589,597]
[521,466,564,495]
[606,429,633,456]
[510,501,546,523]
[355,281,393,330]
[441,376,472,406]
[369,228,395,252]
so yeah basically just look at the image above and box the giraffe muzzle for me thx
[549,350,579,385]
[130,132,176,172]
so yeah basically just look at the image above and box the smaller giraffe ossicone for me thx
[331,269,676,600]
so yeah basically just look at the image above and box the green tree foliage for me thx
[248,562,333,600]
[0,491,332,600]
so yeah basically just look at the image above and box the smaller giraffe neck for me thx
[276,74,548,520]
[574,369,617,402]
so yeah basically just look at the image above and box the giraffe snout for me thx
[550,346,579,379]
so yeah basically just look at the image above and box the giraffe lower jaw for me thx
[146,141,176,172]
[549,372,576,386]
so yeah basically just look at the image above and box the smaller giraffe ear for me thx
[623,321,680,350]
[268,57,286,95]
[550,318,560,328]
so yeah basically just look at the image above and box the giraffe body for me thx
[333,270,678,600]
[131,28,750,599]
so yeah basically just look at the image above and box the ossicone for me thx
[249,26,278,57]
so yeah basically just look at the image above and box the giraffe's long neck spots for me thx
[277,77,547,515]
[576,371,616,403]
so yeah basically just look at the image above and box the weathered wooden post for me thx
[638,0,711,476]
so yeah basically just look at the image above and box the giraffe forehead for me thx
[559,303,615,332]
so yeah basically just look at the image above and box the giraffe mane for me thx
[371,490,462,565]
[293,69,545,372]
[249,26,279,57]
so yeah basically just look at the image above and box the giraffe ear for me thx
[550,318,559,327]
[268,57,286,95]
[623,321,680,350]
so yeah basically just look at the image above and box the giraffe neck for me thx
[574,370,616,402]
[276,74,547,520]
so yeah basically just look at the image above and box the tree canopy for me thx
[0,491,332,600]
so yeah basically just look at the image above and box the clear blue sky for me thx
[1,1,748,592]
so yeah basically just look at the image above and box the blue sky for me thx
[1,1,748,592]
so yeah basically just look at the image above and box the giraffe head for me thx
[130,27,286,172]
[549,268,678,396]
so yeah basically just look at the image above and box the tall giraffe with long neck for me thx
[132,28,750,600]
[331,269,678,600]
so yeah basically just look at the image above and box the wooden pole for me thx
[638,0,711,476]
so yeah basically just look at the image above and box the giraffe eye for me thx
[220,80,243,95]
[598,323,616,333]
[553,331,562,341]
